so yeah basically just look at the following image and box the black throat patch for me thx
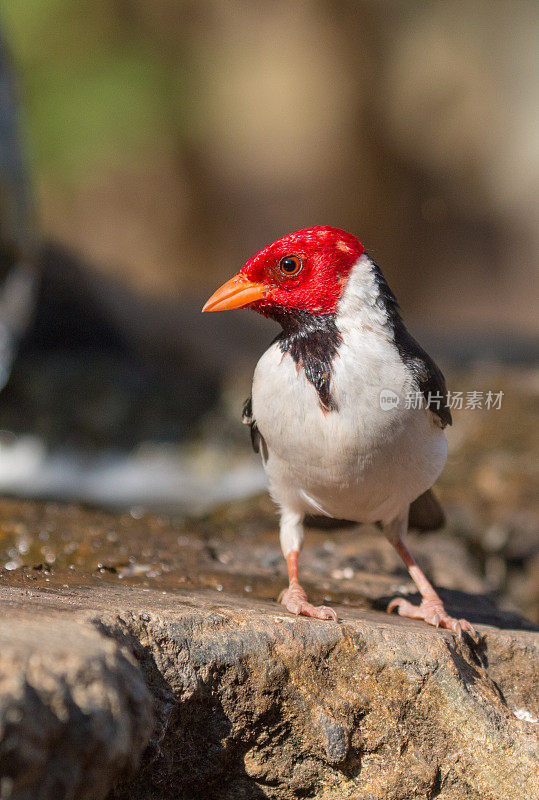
[272,309,343,412]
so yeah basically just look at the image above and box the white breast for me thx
[251,255,448,525]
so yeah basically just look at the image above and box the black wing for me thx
[369,256,451,428]
[394,322,452,428]
[242,396,265,455]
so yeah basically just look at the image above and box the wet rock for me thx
[0,498,536,799]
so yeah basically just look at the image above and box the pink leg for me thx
[386,522,480,642]
[279,551,338,621]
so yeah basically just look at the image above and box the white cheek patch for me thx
[337,254,390,332]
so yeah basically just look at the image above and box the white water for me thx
[0,434,267,513]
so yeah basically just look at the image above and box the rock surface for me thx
[0,497,537,800]
[0,606,153,800]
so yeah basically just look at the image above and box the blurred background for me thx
[0,0,536,618]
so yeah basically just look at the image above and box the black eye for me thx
[279,255,303,276]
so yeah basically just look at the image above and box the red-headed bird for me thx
[203,226,477,639]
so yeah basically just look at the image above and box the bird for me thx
[203,226,478,640]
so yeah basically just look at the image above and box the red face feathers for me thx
[202,226,364,316]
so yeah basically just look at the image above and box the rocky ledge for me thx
[0,497,537,800]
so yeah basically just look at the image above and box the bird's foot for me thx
[278,582,338,621]
[387,596,480,642]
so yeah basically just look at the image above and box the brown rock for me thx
[0,497,536,799]
[0,603,153,800]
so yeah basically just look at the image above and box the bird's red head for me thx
[202,226,364,316]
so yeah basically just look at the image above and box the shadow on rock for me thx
[378,587,539,632]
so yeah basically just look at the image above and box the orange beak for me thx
[202,273,267,312]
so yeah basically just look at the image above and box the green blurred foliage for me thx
[1,0,174,183]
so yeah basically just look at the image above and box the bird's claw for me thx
[387,597,480,643]
[279,583,338,621]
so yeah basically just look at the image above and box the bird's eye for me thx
[279,255,303,276]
